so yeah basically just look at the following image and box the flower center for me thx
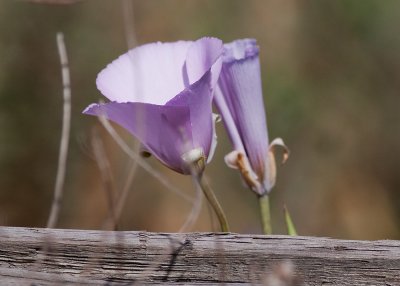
[181,147,206,175]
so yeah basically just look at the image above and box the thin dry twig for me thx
[91,128,118,230]
[121,0,138,49]
[109,160,137,227]
[205,176,218,232]
[177,163,204,233]
[47,32,71,229]
[101,0,141,230]
[33,32,72,284]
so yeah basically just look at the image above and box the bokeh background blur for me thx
[0,0,399,240]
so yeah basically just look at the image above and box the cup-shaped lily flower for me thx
[214,39,288,196]
[83,38,224,174]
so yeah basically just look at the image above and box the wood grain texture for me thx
[0,227,399,285]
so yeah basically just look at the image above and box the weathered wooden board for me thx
[0,227,398,285]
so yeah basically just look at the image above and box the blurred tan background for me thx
[0,0,399,240]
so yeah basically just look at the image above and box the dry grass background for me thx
[0,0,399,239]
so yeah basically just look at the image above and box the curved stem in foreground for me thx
[258,194,272,235]
[47,32,71,229]
[195,174,229,232]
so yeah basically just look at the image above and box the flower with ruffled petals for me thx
[214,39,288,196]
[84,38,224,174]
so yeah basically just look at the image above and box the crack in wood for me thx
[0,227,398,285]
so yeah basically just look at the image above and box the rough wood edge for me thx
[0,226,399,285]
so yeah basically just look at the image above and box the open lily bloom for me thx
[84,38,223,174]
[214,39,288,195]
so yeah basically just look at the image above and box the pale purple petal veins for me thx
[166,71,215,162]
[96,41,192,104]
[184,37,224,88]
[83,101,193,174]
[218,39,269,183]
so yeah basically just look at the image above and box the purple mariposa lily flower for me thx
[84,38,224,174]
[214,39,288,196]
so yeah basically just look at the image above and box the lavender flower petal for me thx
[85,38,223,174]
[85,67,217,174]
[184,37,223,87]
[96,41,192,104]
[215,39,271,193]
[166,71,214,163]
[84,100,192,173]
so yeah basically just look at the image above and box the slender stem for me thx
[196,174,229,232]
[47,32,71,229]
[214,86,245,153]
[258,194,272,235]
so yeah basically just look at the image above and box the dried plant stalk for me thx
[47,32,71,229]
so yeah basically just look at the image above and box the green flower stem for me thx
[197,175,230,232]
[258,194,272,235]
